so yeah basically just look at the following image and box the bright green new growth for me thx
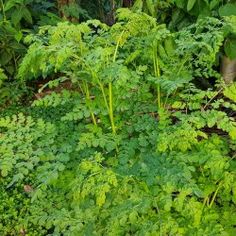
[18,10,226,131]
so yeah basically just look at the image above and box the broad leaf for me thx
[187,0,196,12]
[219,3,236,16]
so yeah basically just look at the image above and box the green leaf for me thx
[4,0,22,11]
[224,38,236,59]
[132,0,143,12]
[172,101,185,109]
[209,0,219,10]
[187,0,196,12]
[1,169,8,177]
[3,22,18,35]
[229,126,236,140]
[11,8,23,26]
[0,51,12,66]
[0,68,7,84]
[146,0,155,17]
[22,7,32,24]
[14,31,23,42]
[175,0,185,9]
[219,3,236,17]
[224,83,236,102]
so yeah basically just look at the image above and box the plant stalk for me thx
[209,184,221,208]
[108,30,125,134]
[109,82,116,134]
[153,43,161,109]
[0,0,6,21]
[83,81,97,126]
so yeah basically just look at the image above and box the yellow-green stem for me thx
[153,43,161,109]
[202,197,208,211]
[109,82,116,134]
[107,30,125,134]
[209,185,221,208]
[97,77,109,112]
[113,30,125,62]
[84,81,97,126]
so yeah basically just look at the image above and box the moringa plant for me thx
[18,9,227,133]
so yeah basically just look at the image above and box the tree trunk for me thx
[104,0,115,25]
[104,0,134,25]
[123,0,133,7]
[57,0,78,22]
[221,56,236,84]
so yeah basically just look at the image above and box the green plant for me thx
[0,0,30,75]
[0,0,61,76]
[0,68,7,85]
[1,5,236,236]
[18,9,227,132]
[1,85,236,235]
[133,0,236,64]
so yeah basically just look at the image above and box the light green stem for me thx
[94,74,109,112]
[153,43,161,109]
[84,81,97,126]
[209,184,221,208]
[109,82,116,134]
[0,0,6,21]
[107,30,125,134]
[113,31,125,62]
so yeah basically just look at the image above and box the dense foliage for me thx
[0,1,236,235]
